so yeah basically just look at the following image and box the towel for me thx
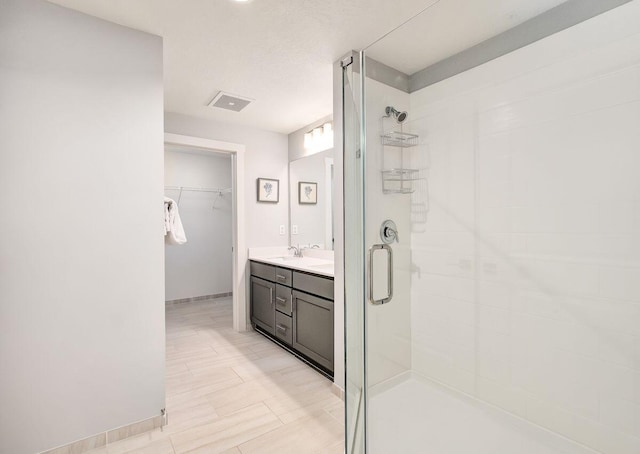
[164,197,187,245]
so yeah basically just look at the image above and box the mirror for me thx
[289,148,334,250]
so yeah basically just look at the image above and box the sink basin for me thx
[308,263,334,271]
[264,256,332,267]
[296,258,332,267]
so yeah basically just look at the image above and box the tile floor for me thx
[87,297,344,454]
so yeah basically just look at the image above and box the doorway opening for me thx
[164,133,247,331]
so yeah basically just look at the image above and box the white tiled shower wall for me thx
[407,3,640,453]
[366,78,413,387]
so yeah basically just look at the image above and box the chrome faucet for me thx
[288,244,302,258]
[301,244,320,254]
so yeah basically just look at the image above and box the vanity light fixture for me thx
[304,122,333,152]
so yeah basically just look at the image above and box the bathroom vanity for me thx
[249,257,334,377]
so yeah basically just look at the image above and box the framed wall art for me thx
[298,181,317,204]
[257,178,279,203]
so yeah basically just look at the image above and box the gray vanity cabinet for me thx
[250,260,334,376]
[292,290,334,371]
[250,276,275,334]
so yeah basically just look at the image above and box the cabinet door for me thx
[251,276,275,334]
[292,290,334,372]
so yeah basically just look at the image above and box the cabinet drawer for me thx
[275,312,293,346]
[274,267,293,286]
[275,284,292,316]
[250,261,276,282]
[293,271,334,300]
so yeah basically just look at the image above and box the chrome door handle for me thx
[276,274,287,281]
[275,296,286,305]
[368,243,393,305]
[276,324,287,333]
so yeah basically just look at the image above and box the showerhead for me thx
[385,106,408,123]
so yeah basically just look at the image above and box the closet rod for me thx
[165,186,232,205]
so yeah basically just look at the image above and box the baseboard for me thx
[40,414,164,454]
[106,414,165,444]
[331,383,345,401]
[165,292,232,305]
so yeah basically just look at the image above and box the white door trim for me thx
[164,133,248,332]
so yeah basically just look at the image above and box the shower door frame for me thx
[338,50,368,454]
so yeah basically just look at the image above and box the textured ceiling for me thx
[48,0,568,134]
[366,0,570,75]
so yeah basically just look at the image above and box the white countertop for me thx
[248,247,334,278]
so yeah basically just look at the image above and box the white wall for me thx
[164,112,289,249]
[165,149,232,301]
[409,3,640,453]
[0,1,165,453]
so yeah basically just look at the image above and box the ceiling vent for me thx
[207,91,253,112]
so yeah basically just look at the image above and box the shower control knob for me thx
[380,219,399,244]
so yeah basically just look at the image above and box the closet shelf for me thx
[165,185,231,194]
[381,131,419,148]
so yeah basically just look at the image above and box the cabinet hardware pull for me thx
[276,324,287,333]
[276,274,287,280]
[275,297,286,304]
[368,243,393,305]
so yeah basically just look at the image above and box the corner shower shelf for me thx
[382,168,420,194]
[380,126,421,194]
[381,131,419,148]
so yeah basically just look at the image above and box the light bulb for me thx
[303,133,313,149]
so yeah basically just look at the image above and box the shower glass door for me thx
[344,1,640,453]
